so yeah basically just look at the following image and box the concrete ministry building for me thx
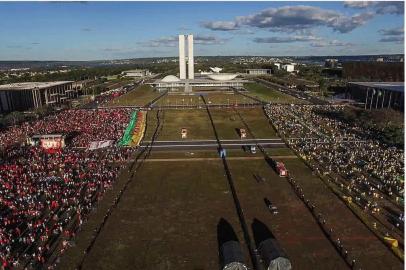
[347,82,404,110]
[121,69,151,78]
[246,69,272,75]
[0,81,77,113]
[149,34,246,91]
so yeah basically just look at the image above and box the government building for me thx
[0,81,77,113]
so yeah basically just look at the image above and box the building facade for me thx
[121,69,151,78]
[0,81,76,113]
[246,69,272,75]
[347,82,404,110]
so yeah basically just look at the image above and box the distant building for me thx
[282,64,294,73]
[325,59,338,68]
[121,69,151,77]
[149,34,247,92]
[246,69,272,75]
[347,82,404,110]
[149,74,246,92]
[274,63,281,69]
[0,81,76,113]
[376,57,384,62]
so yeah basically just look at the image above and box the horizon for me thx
[0,53,404,63]
[0,1,404,61]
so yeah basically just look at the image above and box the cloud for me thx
[202,5,374,33]
[195,35,230,45]
[138,35,229,47]
[330,12,374,33]
[378,26,404,43]
[253,35,321,43]
[81,28,92,32]
[253,34,353,48]
[375,2,404,15]
[379,36,404,42]
[310,40,354,47]
[344,1,376,9]
[235,29,255,35]
[344,1,404,15]
[201,21,240,31]
[379,26,404,36]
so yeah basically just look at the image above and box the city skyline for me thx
[0,1,404,61]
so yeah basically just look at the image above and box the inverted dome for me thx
[207,73,238,81]
[161,75,181,82]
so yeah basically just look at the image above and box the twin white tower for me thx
[179,34,194,80]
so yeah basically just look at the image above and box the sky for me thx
[0,1,404,60]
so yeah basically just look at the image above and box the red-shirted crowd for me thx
[0,108,137,269]
[0,108,132,149]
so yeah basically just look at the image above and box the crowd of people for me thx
[0,108,132,149]
[265,104,404,229]
[0,107,139,269]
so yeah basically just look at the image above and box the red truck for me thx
[276,162,288,177]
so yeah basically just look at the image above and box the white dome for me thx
[161,75,181,82]
[207,73,238,81]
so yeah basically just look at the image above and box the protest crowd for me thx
[0,108,132,149]
[0,108,137,269]
[265,104,404,231]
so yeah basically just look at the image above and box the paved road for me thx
[139,138,287,150]
[123,156,298,162]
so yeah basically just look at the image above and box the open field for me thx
[277,158,403,270]
[154,92,256,107]
[106,85,161,106]
[203,92,253,105]
[210,108,278,139]
[244,83,308,104]
[154,109,215,141]
[143,108,277,141]
[155,93,203,106]
[227,159,348,269]
[57,146,403,270]
[70,161,250,270]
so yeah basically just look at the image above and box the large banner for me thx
[41,138,63,150]
[89,140,114,150]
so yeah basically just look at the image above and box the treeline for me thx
[343,62,404,82]
[1,63,181,84]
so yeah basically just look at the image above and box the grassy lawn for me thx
[204,93,249,105]
[155,92,255,106]
[244,83,306,104]
[76,161,248,270]
[155,94,204,106]
[143,110,158,141]
[107,85,161,106]
[155,109,215,141]
[210,108,278,139]
[210,109,245,139]
[238,108,277,138]
[276,158,403,269]
[227,159,348,269]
